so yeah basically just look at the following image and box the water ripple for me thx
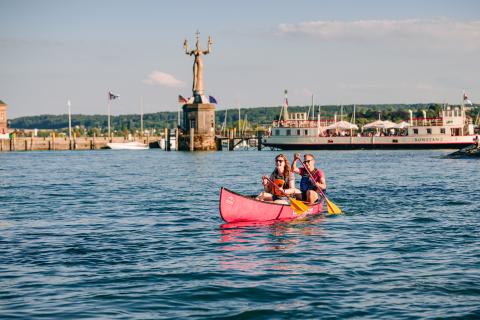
[0,150,479,318]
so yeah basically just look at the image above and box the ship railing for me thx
[410,118,444,127]
[272,120,336,128]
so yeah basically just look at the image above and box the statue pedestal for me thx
[180,103,216,151]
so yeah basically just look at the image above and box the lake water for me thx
[1,149,479,319]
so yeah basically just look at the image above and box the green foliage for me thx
[10,103,478,133]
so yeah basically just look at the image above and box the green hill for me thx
[10,103,478,133]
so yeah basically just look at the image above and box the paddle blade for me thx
[290,198,309,215]
[325,197,342,214]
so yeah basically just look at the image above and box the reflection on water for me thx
[219,216,327,272]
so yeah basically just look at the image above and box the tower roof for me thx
[0,100,6,106]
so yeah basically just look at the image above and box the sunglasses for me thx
[276,159,285,163]
[304,159,313,164]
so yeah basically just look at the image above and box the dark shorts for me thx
[300,190,324,203]
[273,195,290,203]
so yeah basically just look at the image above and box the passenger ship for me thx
[262,101,477,150]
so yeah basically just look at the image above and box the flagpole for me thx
[317,104,321,136]
[178,105,181,127]
[108,96,111,141]
[238,105,241,137]
[67,100,72,140]
[312,94,315,120]
[140,96,144,136]
[223,109,227,137]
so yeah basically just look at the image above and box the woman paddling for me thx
[257,154,296,205]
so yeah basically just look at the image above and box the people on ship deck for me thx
[292,153,327,204]
[256,154,296,205]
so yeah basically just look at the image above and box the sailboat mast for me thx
[67,100,72,140]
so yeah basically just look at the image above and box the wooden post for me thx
[229,129,234,151]
[175,128,179,151]
[25,139,28,151]
[257,134,262,151]
[189,127,194,151]
[166,129,171,151]
[52,132,55,151]
[163,128,169,151]
[73,132,77,150]
[92,133,96,150]
[216,137,222,151]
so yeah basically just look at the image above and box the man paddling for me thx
[292,153,326,204]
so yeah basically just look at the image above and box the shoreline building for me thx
[0,100,8,136]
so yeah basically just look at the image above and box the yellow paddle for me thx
[264,176,309,215]
[297,158,343,215]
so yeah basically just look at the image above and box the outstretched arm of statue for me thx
[203,36,212,55]
[183,39,190,54]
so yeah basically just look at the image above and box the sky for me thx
[1,0,479,118]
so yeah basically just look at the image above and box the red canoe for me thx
[219,187,323,223]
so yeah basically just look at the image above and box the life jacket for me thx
[300,168,319,192]
[271,171,289,196]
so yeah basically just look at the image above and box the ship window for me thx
[275,129,280,136]
[392,139,398,143]
[440,128,445,134]
[297,129,301,135]
[413,129,418,134]
[427,128,432,134]
[304,130,308,135]
[286,129,291,136]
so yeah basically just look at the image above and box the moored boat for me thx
[219,187,323,223]
[106,141,149,150]
[262,92,478,150]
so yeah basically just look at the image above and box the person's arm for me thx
[314,172,327,191]
[285,173,296,195]
[262,174,272,193]
[291,153,301,174]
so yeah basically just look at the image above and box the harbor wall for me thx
[0,136,160,152]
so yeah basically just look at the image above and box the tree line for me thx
[10,103,479,135]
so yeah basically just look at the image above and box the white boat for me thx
[263,96,477,150]
[106,141,149,150]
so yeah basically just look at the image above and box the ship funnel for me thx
[422,110,427,125]
[409,109,413,125]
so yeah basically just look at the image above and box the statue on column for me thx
[183,31,212,97]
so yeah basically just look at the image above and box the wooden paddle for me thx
[296,158,343,215]
[263,176,309,215]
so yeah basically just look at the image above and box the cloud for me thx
[143,71,185,87]
[277,19,480,44]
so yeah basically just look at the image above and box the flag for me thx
[178,95,188,103]
[108,91,119,100]
[463,91,473,105]
[209,95,217,104]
